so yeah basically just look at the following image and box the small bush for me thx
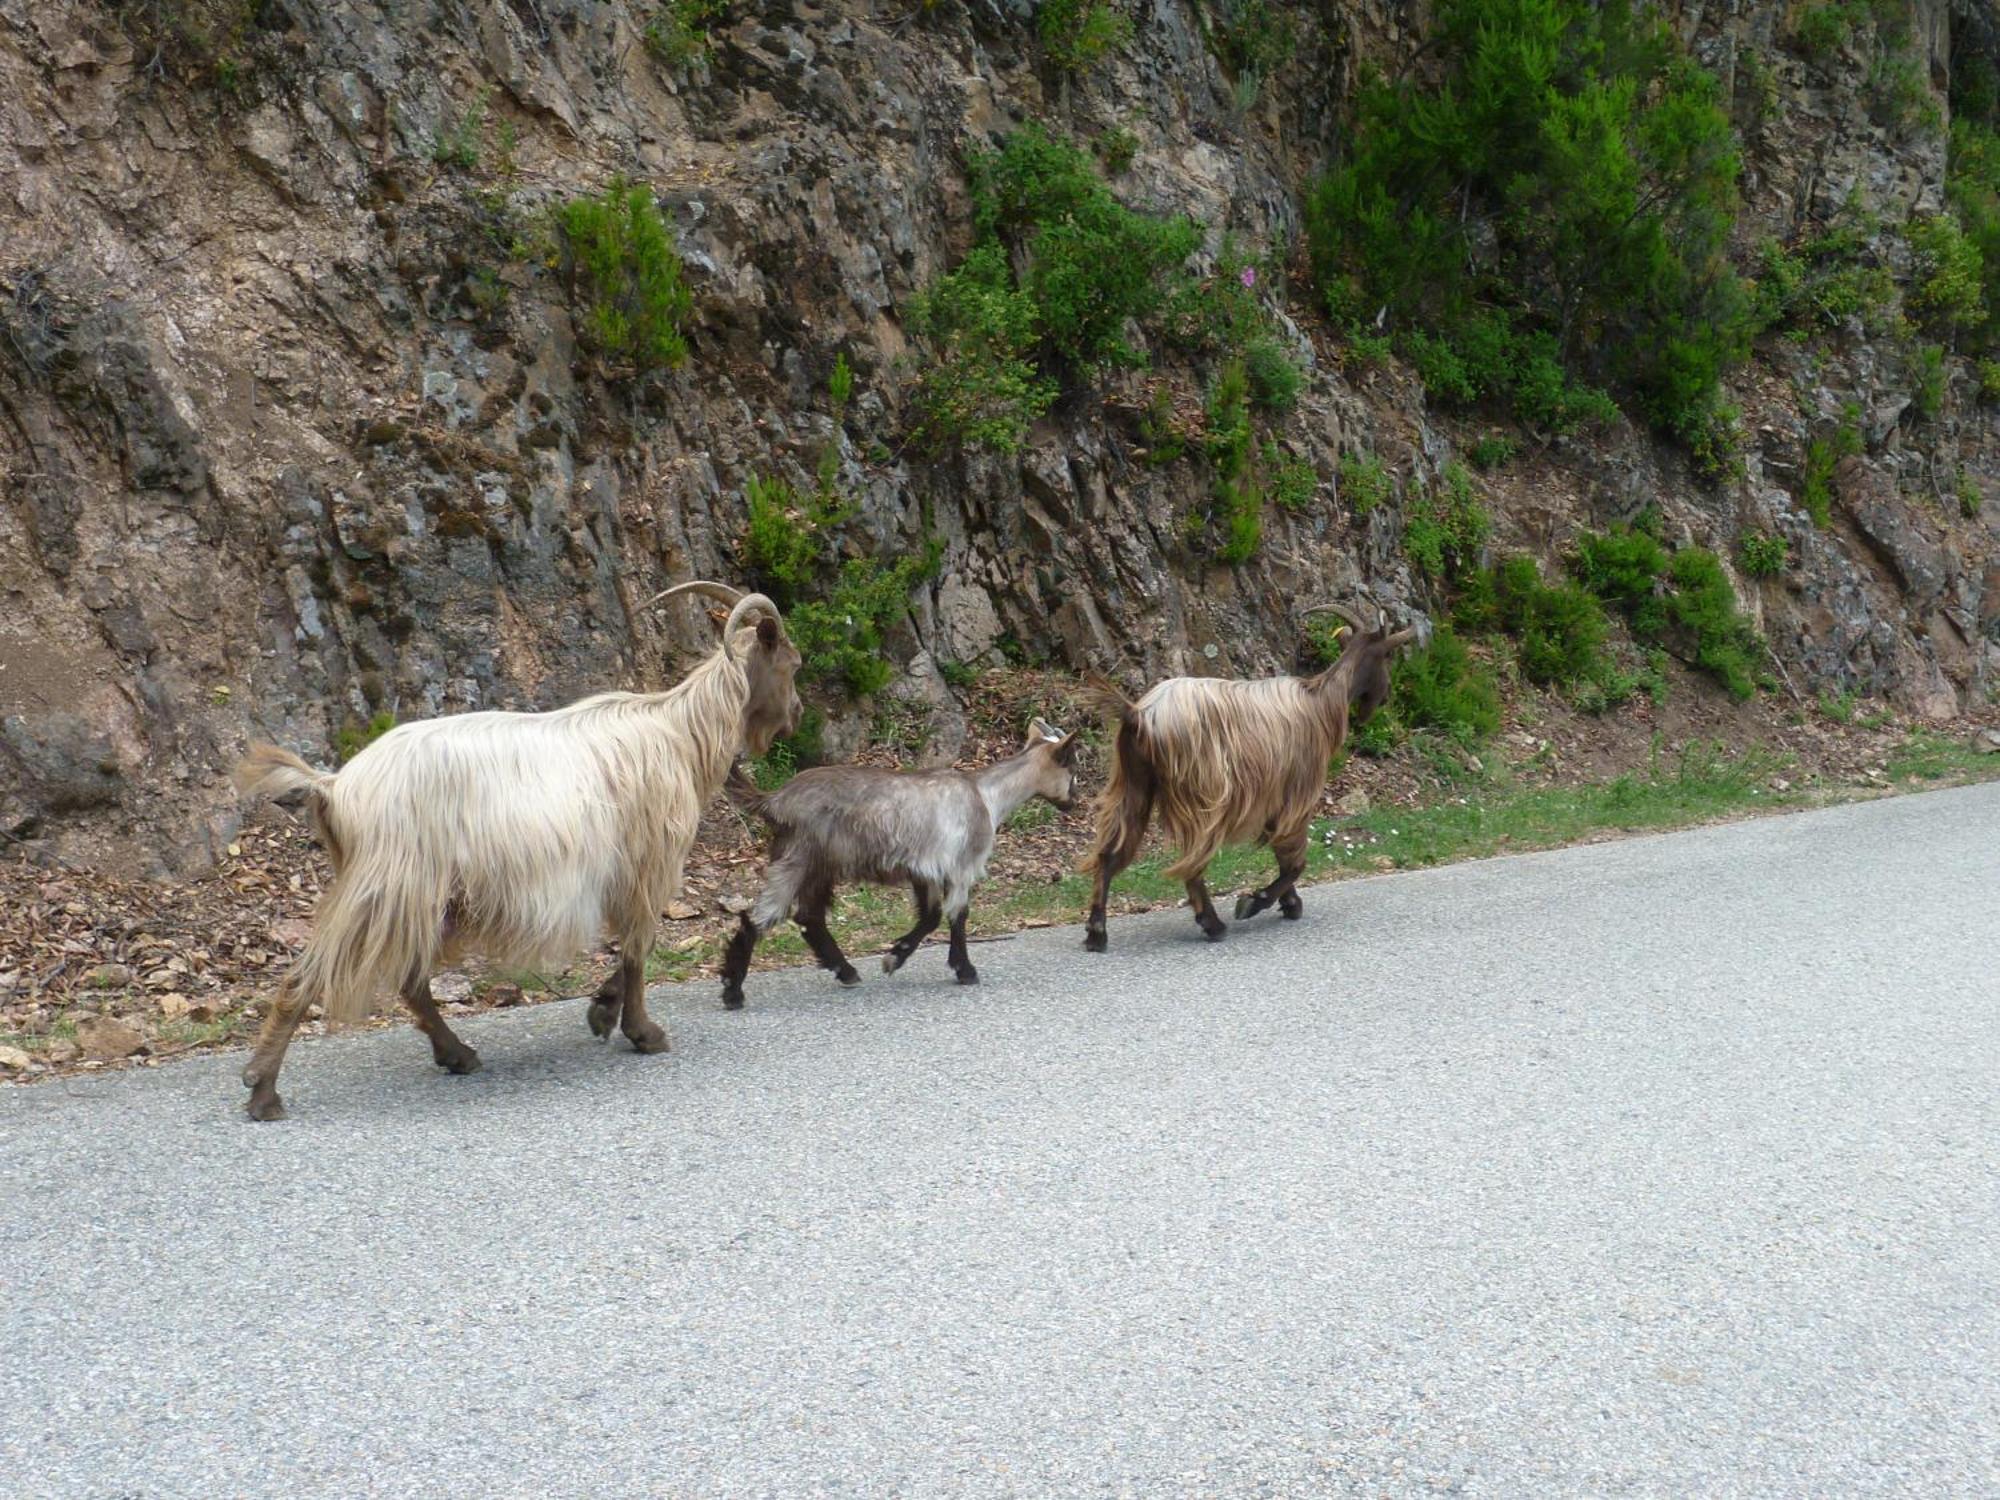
[1870,51,1941,137]
[1570,527,1668,634]
[1794,3,1852,59]
[1737,532,1789,577]
[557,180,692,372]
[1392,628,1502,747]
[1201,360,1262,563]
[1493,560,1609,690]
[1798,405,1864,526]
[1206,0,1298,82]
[1979,359,2000,403]
[1266,445,1316,511]
[1907,216,1986,336]
[1094,125,1139,174]
[645,0,727,68]
[1340,452,1392,517]
[741,474,821,607]
[1911,342,1948,421]
[1958,470,1985,518]
[1403,463,1487,583]
[938,658,981,691]
[907,246,1057,452]
[432,87,489,171]
[334,711,397,764]
[789,546,942,695]
[1663,548,1762,700]
[1469,435,1517,471]
[1038,0,1132,72]
[1244,334,1303,412]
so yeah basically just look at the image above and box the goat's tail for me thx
[235,743,347,870]
[1080,707,1157,878]
[286,858,445,1027]
[722,761,772,822]
[1079,671,1137,729]
[235,743,331,803]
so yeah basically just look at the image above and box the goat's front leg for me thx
[587,966,624,1038]
[883,879,944,974]
[1186,875,1227,941]
[796,884,861,988]
[613,945,668,1053]
[1235,830,1309,922]
[403,973,482,1074]
[945,903,978,986]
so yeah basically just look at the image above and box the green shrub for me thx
[432,87,489,171]
[1201,361,1262,562]
[1570,526,1668,634]
[1205,0,1298,83]
[1403,463,1488,583]
[741,474,822,607]
[1266,445,1316,511]
[1244,334,1303,412]
[1979,358,2000,402]
[1797,405,1863,526]
[1038,0,1131,72]
[1340,451,1392,516]
[1794,3,1852,59]
[1094,125,1139,174]
[938,658,981,691]
[1305,0,1751,456]
[1663,548,1761,700]
[1911,342,1948,420]
[645,0,726,67]
[557,180,692,371]
[334,711,397,764]
[907,246,1058,453]
[1958,470,1985,518]
[1907,216,1987,336]
[1391,627,1502,747]
[789,546,943,695]
[1492,559,1609,688]
[751,709,825,789]
[1737,532,1789,577]
[104,0,264,89]
[1870,50,1941,137]
[1469,435,1518,470]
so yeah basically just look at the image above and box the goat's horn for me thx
[1301,601,1373,635]
[642,579,745,612]
[1384,626,1419,649]
[723,591,785,638]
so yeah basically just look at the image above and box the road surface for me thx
[3,784,1998,1496]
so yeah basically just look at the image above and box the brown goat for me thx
[1079,606,1415,950]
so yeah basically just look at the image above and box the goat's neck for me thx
[972,751,1046,831]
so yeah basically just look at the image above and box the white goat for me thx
[717,719,1079,1006]
[232,581,801,1120]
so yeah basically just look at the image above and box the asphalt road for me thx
[4,784,1998,1497]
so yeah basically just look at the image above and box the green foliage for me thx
[1489,556,1609,688]
[1403,463,1488,583]
[1979,359,2000,402]
[1304,0,1751,457]
[1340,451,1392,516]
[104,0,265,90]
[1662,548,1762,700]
[1752,198,1895,335]
[1266,445,1316,511]
[907,246,1057,453]
[1204,0,1298,85]
[1201,360,1262,563]
[334,711,397,764]
[432,87,490,171]
[1094,126,1140,175]
[1469,435,1518,470]
[1038,0,1131,72]
[1798,405,1864,526]
[1870,50,1941,137]
[1794,3,1853,59]
[1907,216,1987,336]
[556,180,692,372]
[1243,334,1303,412]
[741,474,823,607]
[828,352,854,410]
[645,0,727,69]
[1958,470,1986,518]
[1911,341,1948,420]
[1570,525,1668,631]
[1352,627,1502,753]
[1737,532,1789,578]
[788,545,943,696]
[938,658,981,691]
[751,709,825,790]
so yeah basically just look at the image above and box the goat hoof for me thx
[1199,922,1227,943]
[1233,893,1261,921]
[1083,929,1107,953]
[244,1087,287,1123]
[1279,894,1303,920]
[720,987,745,1011]
[437,1044,482,1075]
[586,1001,619,1038]
[837,966,862,987]
[881,951,903,975]
[955,966,980,986]
[625,1025,670,1055]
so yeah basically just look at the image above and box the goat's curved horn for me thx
[1301,600,1376,635]
[723,591,785,638]
[642,579,745,613]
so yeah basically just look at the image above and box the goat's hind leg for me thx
[1186,873,1227,942]
[587,969,623,1038]
[796,883,861,988]
[1235,830,1309,923]
[403,973,481,1074]
[945,898,978,986]
[883,879,943,974]
[242,975,312,1122]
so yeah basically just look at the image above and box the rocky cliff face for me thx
[2,0,1996,873]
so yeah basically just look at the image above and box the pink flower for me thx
[1239,266,1257,289]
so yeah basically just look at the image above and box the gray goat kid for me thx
[719,719,1079,1006]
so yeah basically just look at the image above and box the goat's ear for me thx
[756,616,780,649]
[1053,733,1079,767]
[1028,715,1057,742]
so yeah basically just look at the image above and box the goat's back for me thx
[761,765,991,887]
